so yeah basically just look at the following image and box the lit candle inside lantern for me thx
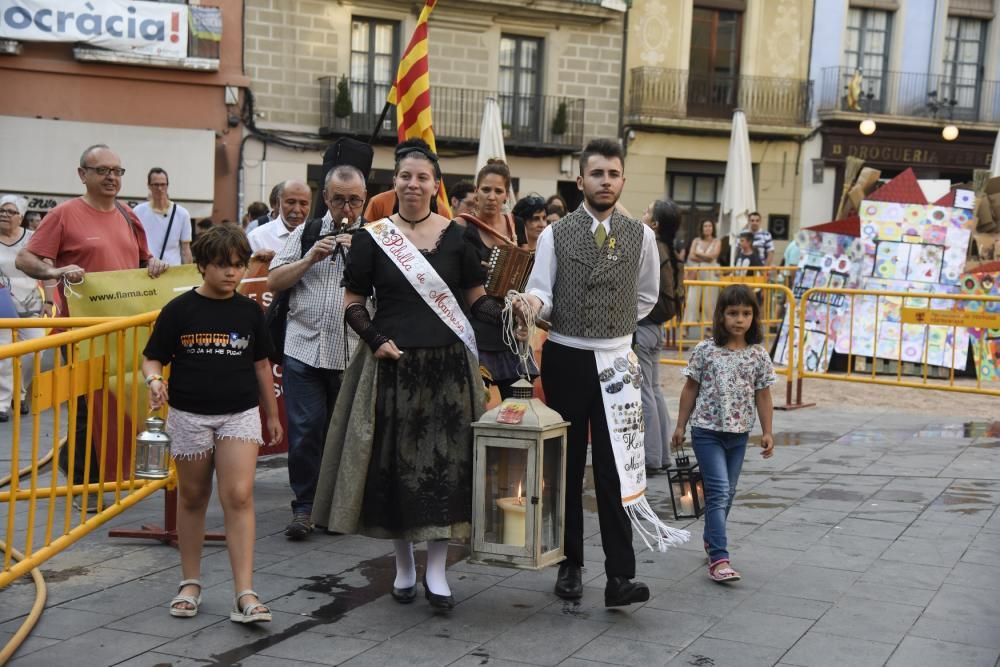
[680,490,694,515]
[497,482,526,546]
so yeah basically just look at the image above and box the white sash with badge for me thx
[595,345,689,552]
[365,218,478,359]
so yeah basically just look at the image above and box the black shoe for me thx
[284,511,314,540]
[391,585,417,604]
[554,562,583,600]
[604,577,650,607]
[0,411,8,423]
[422,576,455,610]
[645,465,667,477]
[19,399,29,415]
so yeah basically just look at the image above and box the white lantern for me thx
[470,380,568,569]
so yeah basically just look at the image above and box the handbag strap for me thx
[114,201,147,268]
[158,204,177,260]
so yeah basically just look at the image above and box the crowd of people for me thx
[0,137,777,619]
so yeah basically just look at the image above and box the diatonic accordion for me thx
[484,245,535,298]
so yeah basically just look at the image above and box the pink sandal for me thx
[708,559,741,583]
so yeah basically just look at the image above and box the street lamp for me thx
[859,118,877,136]
[942,125,959,141]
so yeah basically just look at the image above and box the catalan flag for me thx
[387,0,451,217]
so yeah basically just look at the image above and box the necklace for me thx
[397,210,432,228]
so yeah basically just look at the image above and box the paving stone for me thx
[481,609,612,665]
[704,610,813,649]
[759,564,860,602]
[908,616,1000,650]
[574,635,678,666]
[602,607,715,649]
[6,627,168,666]
[828,517,907,540]
[417,585,550,644]
[878,535,969,568]
[645,589,745,619]
[0,606,120,640]
[843,580,937,608]
[886,635,999,667]
[735,593,831,620]
[257,549,367,579]
[857,559,950,591]
[923,584,1000,627]
[781,630,896,667]
[106,606,227,638]
[152,610,317,660]
[810,596,922,644]
[666,636,785,667]
[337,625,478,666]
[111,651,214,667]
[742,519,831,550]
[799,532,891,572]
[307,594,436,642]
[0,631,61,660]
[944,561,1000,591]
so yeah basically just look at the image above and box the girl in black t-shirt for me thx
[142,225,281,624]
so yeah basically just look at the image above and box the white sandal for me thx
[169,579,202,618]
[230,589,271,623]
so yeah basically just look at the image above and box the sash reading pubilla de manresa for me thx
[365,218,478,359]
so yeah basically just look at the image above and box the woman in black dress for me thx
[312,146,498,611]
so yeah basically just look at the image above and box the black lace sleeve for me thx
[345,302,389,352]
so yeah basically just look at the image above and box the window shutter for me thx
[948,0,994,19]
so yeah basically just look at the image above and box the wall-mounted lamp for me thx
[859,119,877,136]
[941,125,959,141]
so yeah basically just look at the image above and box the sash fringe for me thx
[625,497,691,553]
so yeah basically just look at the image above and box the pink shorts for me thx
[165,406,263,460]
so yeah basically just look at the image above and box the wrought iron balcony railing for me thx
[817,66,1000,123]
[319,78,585,151]
[627,67,811,126]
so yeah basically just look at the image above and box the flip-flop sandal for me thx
[231,589,272,623]
[708,560,741,583]
[169,579,202,618]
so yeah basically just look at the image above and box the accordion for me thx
[485,245,535,298]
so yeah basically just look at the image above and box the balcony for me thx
[817,66,1000,125]
[627,67,811,127]
[319,78,585,153]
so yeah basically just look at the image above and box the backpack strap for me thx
[299,218,324,257]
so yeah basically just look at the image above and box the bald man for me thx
[247,179,312,262]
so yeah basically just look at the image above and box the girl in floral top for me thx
[673,284,775,583]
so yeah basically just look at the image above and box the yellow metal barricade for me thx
[662,280,800,408]
[0,313,172,588]
[797,287,1000,399]
[676,266,797,349]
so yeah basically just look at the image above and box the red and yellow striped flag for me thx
[387,0,451,217]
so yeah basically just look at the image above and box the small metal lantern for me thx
[135,416,171,479]
[471,380,568,569]
[667,455,705,520]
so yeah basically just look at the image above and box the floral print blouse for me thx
[683,340,776,433]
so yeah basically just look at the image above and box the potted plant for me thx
[333,75,353,124]
[551,100,568,137]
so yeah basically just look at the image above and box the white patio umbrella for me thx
[719,109,756,264]
[990,128,1000,177]
[476,97,515,206]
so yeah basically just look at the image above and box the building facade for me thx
[241,0,627,213]
[801,0,1000,228]
[0,2,246,221]
[622,0,815,252]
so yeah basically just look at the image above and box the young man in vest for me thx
[518,138,660,607]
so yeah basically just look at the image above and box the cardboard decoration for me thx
[959,270,1000,383]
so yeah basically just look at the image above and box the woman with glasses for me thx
[0,195,49,421]
[460,160,538,399]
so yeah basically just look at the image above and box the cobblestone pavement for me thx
[2,402,999,666]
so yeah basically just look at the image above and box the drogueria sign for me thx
[0,0,188,58]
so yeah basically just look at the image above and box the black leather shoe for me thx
[422,576,455,610]
[391,585,416,604]
[604,577,650,607]
[554,562,583,600]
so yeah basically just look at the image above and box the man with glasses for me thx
[133,167,192,266]
[16,144,168,490]
[266,165,366,540]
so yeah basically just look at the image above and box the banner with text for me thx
[0,0,188,58]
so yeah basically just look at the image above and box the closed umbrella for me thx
[476,97,515,205]
[719,109,756,264]
[991,128,1000,177]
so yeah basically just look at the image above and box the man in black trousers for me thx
[518,138,660,607]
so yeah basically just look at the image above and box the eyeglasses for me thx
[330,196,365,209]
[83,166,126,177]
[0,208,20,217]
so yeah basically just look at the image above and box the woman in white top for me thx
[0,195,48,421]
[683,219,721,341]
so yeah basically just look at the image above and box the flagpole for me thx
[369,101,392,145]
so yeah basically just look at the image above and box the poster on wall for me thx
[774,230,864,372]
[0,0,189,58]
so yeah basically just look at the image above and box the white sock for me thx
[424,540,451,596]
[392,540,416,589]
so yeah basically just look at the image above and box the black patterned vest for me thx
[550,207,644,338]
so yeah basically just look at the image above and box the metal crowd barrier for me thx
[660,279,802,409]
[0,313,173,588]
[796,287,1000,400]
